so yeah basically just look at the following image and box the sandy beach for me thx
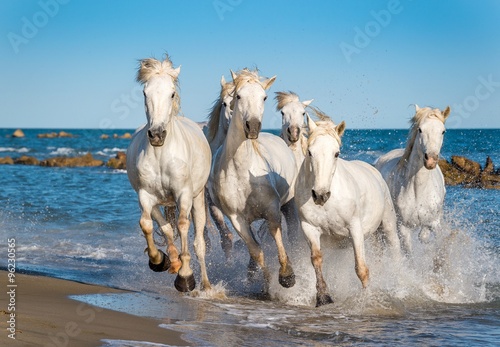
[0,270,189,347]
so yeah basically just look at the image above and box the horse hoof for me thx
[316,293,334,307]
[148,250,171,272]
[174,274,195,292]
[278,273,296,288]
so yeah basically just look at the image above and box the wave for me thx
[0,147,30,153]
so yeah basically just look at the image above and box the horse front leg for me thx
[138,193,163,269]
[350,220,369,289]
[268,219,295,288]
[192,191,212,291]
[302,222,333,307]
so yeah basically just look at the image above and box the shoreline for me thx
[0,270,189,347]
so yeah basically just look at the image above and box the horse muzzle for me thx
[312,189,331,206]
[148,128,167,147]
[245,120,261,140]
[287,125,300,143]
[423,153,438,170]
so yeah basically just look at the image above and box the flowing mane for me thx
[307,107,342,147]
[275,91,300,111]
[399,106,447,167]
[136,56,181,117]
[206,80,235,143]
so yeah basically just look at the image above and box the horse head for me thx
[413,105,450,170]
[306,113,346,206]
[137,57,180,147]
[275,91,312,145]
[230,69,276,139]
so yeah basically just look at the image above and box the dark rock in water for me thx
[106,151,127,170]
[39,152,103,167]
[439,156,500,189]
[0,156,14,164]
[12,129,25,138]
[14,155,40,165]
[451,156,481,177]
[37,131,74,138]
[483,156,494,175]
[58,131,73,138]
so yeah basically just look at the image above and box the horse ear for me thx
[302,99,314,107]
[220,75,226,87]
[415,104,420,112]
[442,106,451,120]
[230,70,238,82]
[307,114,317,132]
[261,75,277,90]
[172,65,181,78]
[336,121,346,137]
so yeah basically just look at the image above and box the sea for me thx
[0,128,499,347]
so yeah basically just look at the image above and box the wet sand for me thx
[0,270,189,347]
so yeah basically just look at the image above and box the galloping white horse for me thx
[126,56,212,292]
[204,75,235,258]
[295,111,401,306]
[209,69,299,291]
[375,105,450,253]
[275,91,312,170]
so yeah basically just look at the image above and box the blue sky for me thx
[1,0,499,130]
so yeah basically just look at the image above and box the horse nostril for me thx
[325,191,331,201]
[312,189,317,201]
[245,121,250,131]
[287,127,291,134]
[424,153,429,160]
[147,130,154,139]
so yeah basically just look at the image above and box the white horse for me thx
[375,105,450,253]
[209,69,299,291]
[275,91,312,170]
[126,56,212,292]
[204,75,236,258]
[295,111,401,306]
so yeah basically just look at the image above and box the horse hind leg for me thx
[191,191,212,291]
[173,199,196,292]
[207,192,233,259]
[151,206,182,274]
[281,198,302,245]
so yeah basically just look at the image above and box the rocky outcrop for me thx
[12,129,25,138]
[106,151,127,170]
[14,155,40,165]
[0,156,14,164]
[439,156,500,189]
[37,131,75,138]
[39,153,103,167]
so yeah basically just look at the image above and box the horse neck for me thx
[403,141,431,180]
[209,120,227,153]
[222,110,252,158]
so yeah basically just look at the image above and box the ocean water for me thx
[0,128,499,346]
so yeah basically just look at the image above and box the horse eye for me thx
[171,92,175,99]
[236,94,241,100]
[308,150,312,157]
[264,96,268,101]
[335,152,340,158]
[302,112,306,116]
[143,90,146,97]
[281,111,284,116]
[223,102,227,107]
[442,130,446,135]
[418,128,422,133]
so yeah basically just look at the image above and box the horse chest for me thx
[397,177,443,225]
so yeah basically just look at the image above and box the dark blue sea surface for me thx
[0,128,499,346]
